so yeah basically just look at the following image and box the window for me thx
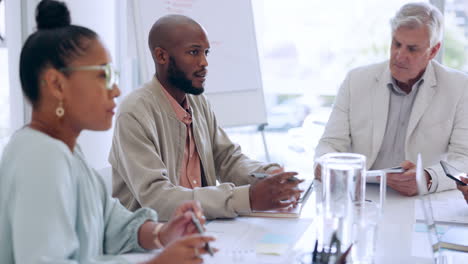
[444,0,468,71]
[226,0,434,174]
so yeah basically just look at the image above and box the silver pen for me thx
[191,214,214,256]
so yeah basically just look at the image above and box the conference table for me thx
[367,185,467,264]
[123,183,468,264]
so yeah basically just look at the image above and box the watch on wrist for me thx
[425,170,433,191]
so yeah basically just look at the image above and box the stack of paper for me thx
[414,199,468,224]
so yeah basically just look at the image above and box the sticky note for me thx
[256,233,293,255]
[256,243,289,255]
[413,223,449,234]
[259,233,295,244]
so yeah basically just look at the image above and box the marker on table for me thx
[191,214,214,256]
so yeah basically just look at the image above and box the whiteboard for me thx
[131,0,267,127]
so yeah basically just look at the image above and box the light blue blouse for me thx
[0,127,158,263]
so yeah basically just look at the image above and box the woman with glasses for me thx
[0,0,214,263]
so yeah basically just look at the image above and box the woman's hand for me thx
[159,200,206,246]
[149,234,216,264]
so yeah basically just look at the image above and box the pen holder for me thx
[296,232,352,264]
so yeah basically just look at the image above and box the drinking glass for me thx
[351,201,381,264]
[318,153,386,252]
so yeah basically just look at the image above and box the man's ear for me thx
[429,42,441,60]
[41,68,67,101]
[154,47,169,65]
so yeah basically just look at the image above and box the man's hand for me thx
[386,160,430,196]
[249,171,303,211]
[314,164,322,181]
[456,177,468,204]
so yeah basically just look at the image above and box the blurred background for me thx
[1,0,467,175]
[226,0,468,175]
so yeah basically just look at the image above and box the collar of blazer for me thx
[368,60,437,165]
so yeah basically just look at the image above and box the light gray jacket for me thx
[109,77,279,220]
[315,60,468,193]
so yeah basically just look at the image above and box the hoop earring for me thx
[55,101,65,118]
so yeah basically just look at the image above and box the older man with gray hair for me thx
[315,2,468,196]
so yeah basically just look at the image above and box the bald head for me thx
[149,15,210,98]
[148,14,203,54]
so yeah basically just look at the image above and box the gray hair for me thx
[390,2,443,47]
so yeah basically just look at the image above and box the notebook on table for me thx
[240,179,313,218]
[438,228,468,252]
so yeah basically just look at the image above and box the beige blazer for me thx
[109,77,279,220]
[315,60,468,192]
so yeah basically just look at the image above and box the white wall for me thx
[65,0,117,170]
[6,0,24,132]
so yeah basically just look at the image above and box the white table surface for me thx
[122,184,468,264]
[361,185,467,264]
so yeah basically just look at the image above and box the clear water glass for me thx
[320,153,366,249]
[351,201,380,264]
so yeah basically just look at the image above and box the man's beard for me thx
[168,57,204,95]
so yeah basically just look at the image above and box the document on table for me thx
[121,217,313,264]
[414,199,468,224]
[202,217,313,263]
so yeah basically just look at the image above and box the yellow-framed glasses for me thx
[60,63,119,90]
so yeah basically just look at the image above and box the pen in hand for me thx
[191,214,214,256]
